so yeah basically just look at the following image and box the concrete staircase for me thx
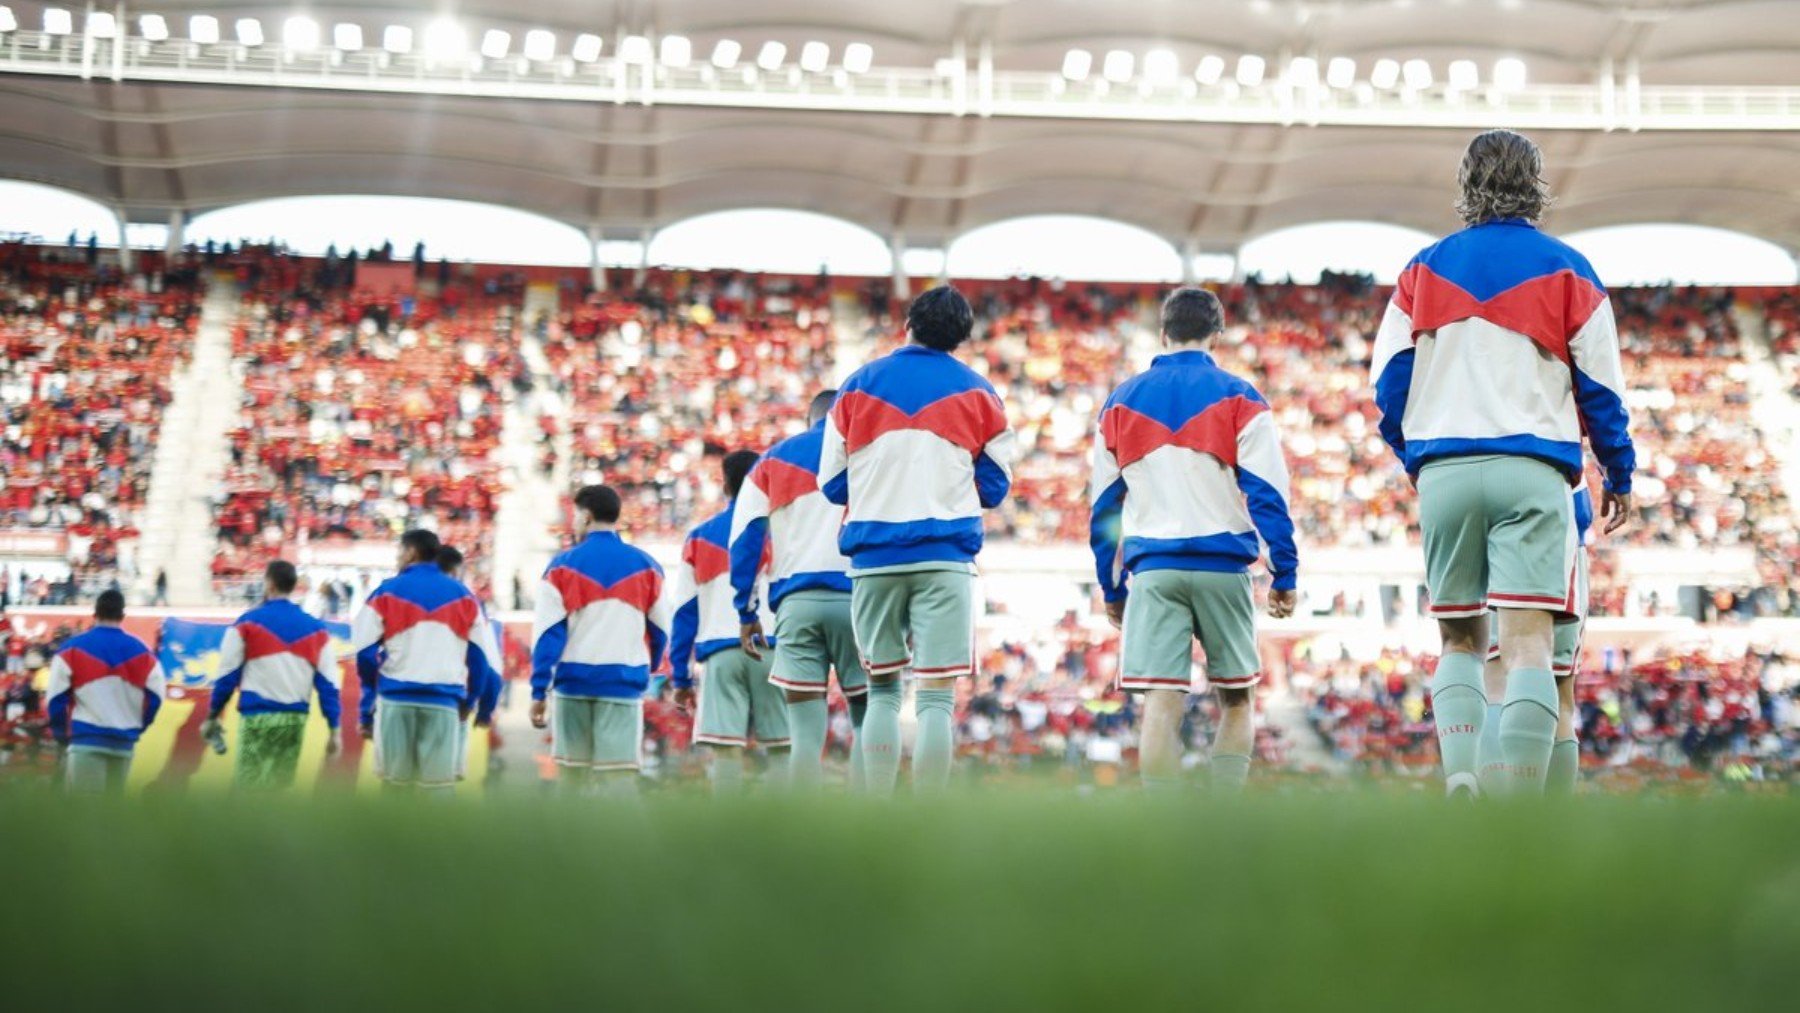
[490,287,574,612]
[134,272,242,605]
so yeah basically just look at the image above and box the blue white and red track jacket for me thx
[530,530,670,701]
[210,597,342,728]
[728,419,852,622]
[46,625,165,751]
[666,506,773,687]
[349,563,501,717]
[1088,349,1299,601]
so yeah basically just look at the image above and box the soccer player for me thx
[1088,288,1298,792]
[668,451,789,793]
[349,529,501,795]
[201,560,343,790]
[729,389,867,789]
[530,485,670,795]
[1370,129,1635,797]
[819,285,1018,794]
[1480,483,1593,795]
[45,590,165,793]
[436,546,502,784]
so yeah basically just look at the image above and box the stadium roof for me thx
[2,0,1799,253]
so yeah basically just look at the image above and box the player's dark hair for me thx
[574,484,621,524]
[722,450,760,499]
[400,528,441,564]
[94,589,125,622]
[436,546,465,576]
[1161,287,1225,344]
[906,285,974,352]
[265,560,299,594]
[808,389,837,424]
[1456,129,1553,224]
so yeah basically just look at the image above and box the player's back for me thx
[49,626,161,747]
[535,530,665,696]
[360,564,483,697]
[735,421,851,611]
[224,599,332,710]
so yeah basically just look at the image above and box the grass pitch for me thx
[3,788,1796,1012]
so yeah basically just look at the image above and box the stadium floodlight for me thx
[523,29,556,62]
[1493,57,1527,91]
[188,15,220,45]
[1287,56,1319,87]
[710,39,740,68]
[571,33,602,63]
[382,25,412,54]
[618,34,651,63]
[1402,58,1432,89]
[235,18,264,47]
[0,7,13,34]
[422,19,466,59]
[659,34,691,67]
[756,41,785,71]
[1061,49,1092,81]
[1194,54,1225,85]
[1235,54,1265,86]
[1144,48,1179,85]
[480,30,511,60]
[86,11,116,38]
[1370,58,1400,89]
[843,41,873,73]
[1447,59,1478,91]
[139,14,168,41]
[799,41,829,73]
[1326,56,1356,89]
[333,23,363,52]
[43,7,72,35]
[283,16,320,52]
[1101,49,1133,83]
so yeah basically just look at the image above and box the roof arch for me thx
[945,215,1183,282]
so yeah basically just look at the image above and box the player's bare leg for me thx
[911,675,956,793]
[1139,688,1185,791]
[1547,675,1580,794]
[1431,613,1489,798]
[1210,686,1254,793]
[784,688,828,789]
[1495,608,1557,795]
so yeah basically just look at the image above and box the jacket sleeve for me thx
[819,395,850,506]
[466,613,503,724]
[664,541,700,689]
[349,596,386,725]
[728,462,772,624]
[645,563,671,674]
[1235,398,1300,592]
[529,566,567,702]
[142,659,167,729]
[312,635,342,730]
[974,386,1017,510]
[1370,280,1418,469]
[1087,405,1128,603]
[208,623,246,718]
[1566,295,1636,494]
[46,652,72,743]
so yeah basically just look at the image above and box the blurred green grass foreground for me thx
[3,789,1798,1012]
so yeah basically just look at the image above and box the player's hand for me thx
[474,714,493,729]
[528,699,548,729]
[739,621,767,661]
[673,686,697,714]
[1105,597,1126,629]
[326,729,343,756]
[358,721,373,741]
[1267,588,1298,619]
[1601,488,1632,536]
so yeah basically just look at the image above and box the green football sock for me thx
[786,698,828,789]
[1547,738,1580,796]
[1476,703,1506,794]
[911,687,956,793]
[1210,753,1251,793]
[859,680,903,796]
[848,695,869,793]
[1499,668,1558,796]
[708,749,744,795]
[1429,652,1487,796]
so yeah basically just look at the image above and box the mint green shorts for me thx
[771,591,868,696]
[1488,551,1587,675]
[1119,569,1260,692]
[373,700,459,788]
[1418,455,1578,620]
[695,648,789,748]
[850,568,974,679]
[64,745,132,794]
[552,695,642,771]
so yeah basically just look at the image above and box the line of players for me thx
[43,130,1633,798]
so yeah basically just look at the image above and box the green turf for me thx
[3,788,1797,1012]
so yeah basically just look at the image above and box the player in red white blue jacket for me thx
[1368,130,1635,798]
[202,560,342,789]
[530,485,670,788]
[1088,287,1297,792]
[667,451,785,792]
[729,390,868,788]
[45,590,165,792]
[349,529,501,792]
[818,285,1018,794]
